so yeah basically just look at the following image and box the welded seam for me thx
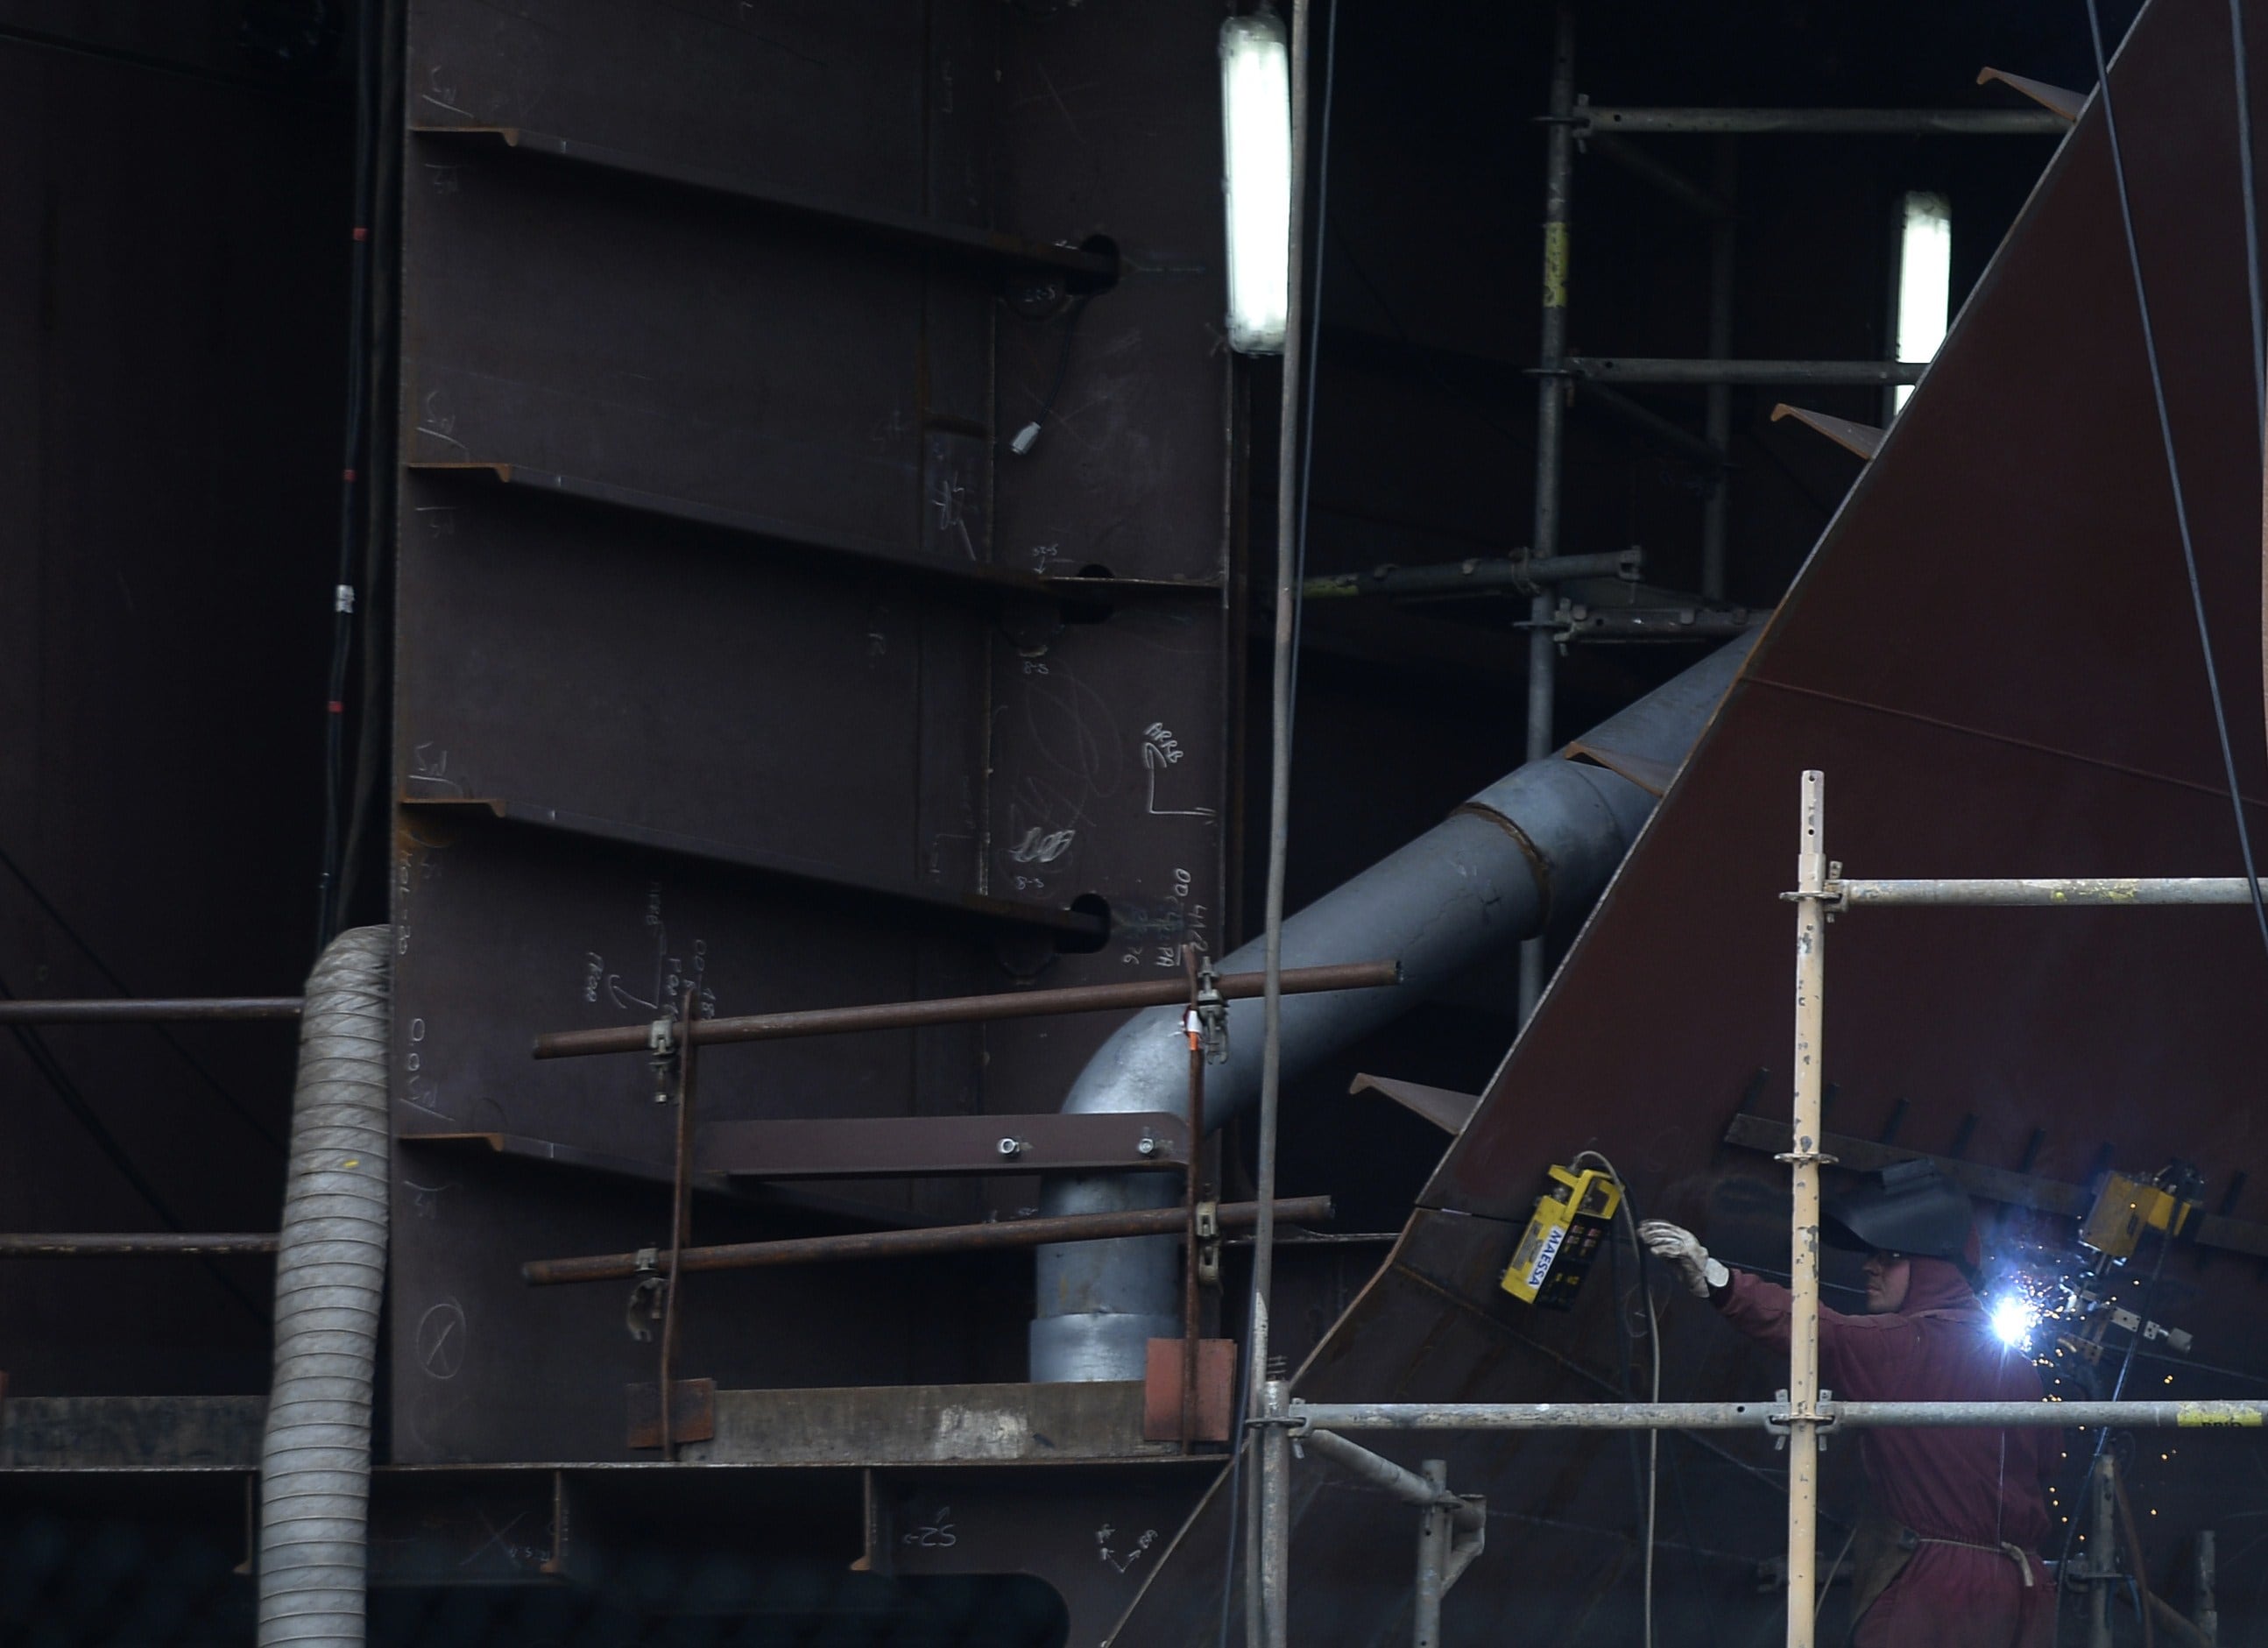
[1748,675,2268,812]
[1449,802,1553,931]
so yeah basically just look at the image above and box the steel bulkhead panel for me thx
[395,470,968,889]
[399,144,950,552]
[979,599,1230,1119]
[993,0,1230,589]
[389,0,1236,1464]
[410,0,932,217]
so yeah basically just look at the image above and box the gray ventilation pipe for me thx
[259,925,392,1647]
[1030,634,1755,1381]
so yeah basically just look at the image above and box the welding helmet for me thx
[1821,1161,1976,1264]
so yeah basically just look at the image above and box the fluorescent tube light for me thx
[1220,11,1291,355]
[1893,191,1951,410]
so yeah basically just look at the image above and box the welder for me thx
[1639,1164,2055,1648]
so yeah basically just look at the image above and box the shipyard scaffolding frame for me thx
[1250,771,2264,1648]
[1515,3,2069,1020]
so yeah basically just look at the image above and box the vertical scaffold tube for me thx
[1521,0,1578,1022]
[1787,773,1828,1648]
[258,926,392,1647]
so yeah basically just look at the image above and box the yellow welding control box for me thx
[2080,1171,2195,1260]
[1501,1164,1624,1310]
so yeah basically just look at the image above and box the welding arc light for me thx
[1220,9,1291,355]
[1990,1293,2040,1349]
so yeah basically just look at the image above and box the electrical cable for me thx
[2053,1236,2172,1637]
[1816,1518,1858,1623]
[1239,0,1325,1639]
[0,838,283,1154]
[2072,4,2268,1612]
[1004,294,1092,457]
[2082,0,2268,970]
[2230,0,2264,454]
[1285,0,1338,745]
[314,0,382,954]
[1572,1150,1658,1648]
[2114,1465,2159,1648]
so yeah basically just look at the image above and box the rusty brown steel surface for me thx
[1145,1338,1237,1445]
[533,959,1399,1058]
[520,1195,1334,1288]
[1109,0,2268,1642]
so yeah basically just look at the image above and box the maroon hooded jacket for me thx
[1716,1258,2058,1646]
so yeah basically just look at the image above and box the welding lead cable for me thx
[314,0,382,954]
[2231,0,2265,454]
[1575,1150,1659,1648]
[2076,1,2268,1608]
[1004,294,1091,457]
[2082,0,2268,970]
[1240,0,1318,1640]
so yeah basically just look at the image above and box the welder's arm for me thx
[1636,1222,1916,1394]
[1698,1268,1921,1396]
[1637,1220,1728,1298]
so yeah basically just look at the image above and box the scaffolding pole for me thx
[1786,770,1829,1647]
[1259,769,2268,1643]
[1520,0,1577,1026]
[1286,1399,2268,1432]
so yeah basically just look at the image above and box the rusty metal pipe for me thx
[531,961,1400,1060]
[0,997,304,1023]
[0,1233,279,1255]
[521,1194,1332,1286]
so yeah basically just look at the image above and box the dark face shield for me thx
[1822,1160,1976,1264]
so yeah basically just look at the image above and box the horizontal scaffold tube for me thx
[524,1194,1333,1286]
[0,1233,279,1256]
[1833,877,2264,907]
[533,961,1400,1059]
[0,997,303,1023]
[1299,1426,1485,1530]
[1289,1399,2268,1431]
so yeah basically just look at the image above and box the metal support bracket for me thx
[646,1015,677,1103]
[1195,1200,1222,1288]
[625,1247,664,1343]
[1766,1387,1836,1452]
[1193,962,1229,1065]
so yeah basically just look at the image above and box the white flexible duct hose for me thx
[258,925,391,1646]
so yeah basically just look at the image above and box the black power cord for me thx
[314,0,382,953]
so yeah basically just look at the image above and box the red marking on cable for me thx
[328,701,345,715]
[352,226,369,242]
[343,469,357,483]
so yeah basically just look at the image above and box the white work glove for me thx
[1638,1220,1729,1299]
